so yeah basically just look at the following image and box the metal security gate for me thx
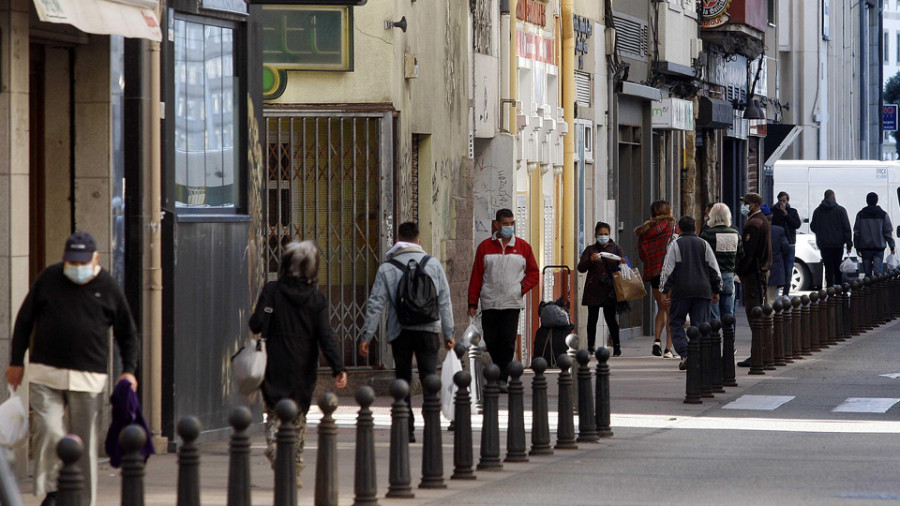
[264,112,394,368]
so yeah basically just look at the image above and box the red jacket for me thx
[635,216,677,280]
[468,235,540,310]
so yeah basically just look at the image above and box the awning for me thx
[32,0,162,42]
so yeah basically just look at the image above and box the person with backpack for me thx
[359,222,455,442]
[468,208,540,391]
[853,192,896,277]
[577,221,628,356]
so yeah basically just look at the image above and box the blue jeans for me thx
[860,250,884,277]
[710,272,735,329]
[783,244,795,296]
[669,297,712,358]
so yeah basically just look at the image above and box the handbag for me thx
[613,263,648,302]
[231,291,274,396]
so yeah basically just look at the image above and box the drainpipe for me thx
[508,0,518,135]
[859,1,868,159]
[561,0,575,271]
[146,5,165,450]
[500,0,511,133]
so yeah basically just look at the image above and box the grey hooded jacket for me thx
[853,205,895,252]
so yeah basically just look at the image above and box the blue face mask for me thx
[596,235,610,245]
[740,204,751,216]
[64,264,96,284]
[500,225,515,239]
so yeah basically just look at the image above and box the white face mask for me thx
[596,235,610,245]
[740,204,751,216]
[64,264,98,284]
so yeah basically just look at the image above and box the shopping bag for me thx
[459,322,481,348]
[231,338,267,396]
[887,253,900,270]
[613,267,648,302]
[441,351,463,421]
[0,388,28,448]
[840,255,858,274]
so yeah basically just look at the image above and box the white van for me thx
[773,160,900,289]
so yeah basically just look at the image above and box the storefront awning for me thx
[32,0,162,42]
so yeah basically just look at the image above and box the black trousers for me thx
[820,247,844,287]
[742,272,766,322]
[390,329,440,434]
[481,308,521,382]
[586,305,619,350]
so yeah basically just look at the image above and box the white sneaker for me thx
[663,349,679,359]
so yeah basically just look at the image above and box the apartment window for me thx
[887,32,891,63]
[173,17,241,209]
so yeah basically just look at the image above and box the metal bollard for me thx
[710,320,725,393]
[800,295,812,355]
[833,285,846,342]
[863,278,874,330]
[684,326,702,403]
[228,407,253,506]
[447,343,468,433]
[177,417,201,506]
[316,393,340,505]
[386,380,414,498]
[451,371,476,480]
[772,300,786,367]
[893,272,900,319]
[841,283,852,340]
[790,297,803,361]
[818,289,830,348]
[749,306,765,375]
[721,314,738,387]
[529,358,553,456]
[594,347,614,437]
[565,333,579,414]
[781,299,794,362]
[477,363,503,470]
[554,354,578,450]
[57,436,84,506]
[808,291,821,352]
[762,304,775,370]
[0,444,25,506]
[120,425,148,506]
[468,333,485,414]
[575,350,599,442]
[419,376,446,489]
[505,361,529,462]
[699,323,713,399]
[856,279,866,331]
[882,274,891,323]
[353,386,379,505]
[826,287,838,346]
[274,399,299,506]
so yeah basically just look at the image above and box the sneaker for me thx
[497,380,509,394]
[737,358,751,368]
[613,345,621,357]
[41,493,57,506]
[663,349,678,359]
[652,341,662,357]
[678,357,688,371]
[409,431,416,443]
[588,347,596,355]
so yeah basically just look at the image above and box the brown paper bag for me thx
[613,267,648,302]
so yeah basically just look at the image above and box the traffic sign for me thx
[884,104,898,132]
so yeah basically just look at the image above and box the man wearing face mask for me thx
[5,231,138,506]
[734,194,773,368]
[468,208,539,390]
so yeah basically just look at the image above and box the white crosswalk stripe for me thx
[722,395,796,411]
[832,397,900,413]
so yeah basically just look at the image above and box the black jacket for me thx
[577,241,623,307]
[768,225,791,287]
[853,205,895,252]
[10,264,138,374]
[735,211,773,277]
[249,278,345,413]
[771,204,802,244]
[810,199,852,250]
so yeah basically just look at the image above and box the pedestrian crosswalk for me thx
[723,394,900,413]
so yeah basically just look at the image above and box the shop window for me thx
[174,18,241,209]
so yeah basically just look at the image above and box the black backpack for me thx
[388,256,440,325]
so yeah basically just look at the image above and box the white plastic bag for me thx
[620,266,633,281]
[887,253,900,270]
[231,338,267,396]
[441,351,463,421]
[840,256,858,274]
[0,388,28,448]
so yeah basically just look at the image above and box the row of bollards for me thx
[686,272,900,402]
[45,346,617,506]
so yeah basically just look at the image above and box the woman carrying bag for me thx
[578,222,628,356]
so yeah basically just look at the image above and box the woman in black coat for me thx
[249,240,348,487]
[577,222,627,356]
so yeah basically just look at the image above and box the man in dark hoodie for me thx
[810,189,852,286]
[853,192,895,277]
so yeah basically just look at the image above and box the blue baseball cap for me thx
[760,204,772,216]
[63,231,97,263]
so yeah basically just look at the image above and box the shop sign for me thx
[516,31,555,64]
[652,98,694,131]
[516,0,546,26]
[884,104,898,132]
[700,0,732,28]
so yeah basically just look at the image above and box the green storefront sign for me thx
[262,5,352,99]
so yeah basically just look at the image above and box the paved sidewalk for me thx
[16,309,820,505]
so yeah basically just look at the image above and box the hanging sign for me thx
[701,0,732,29]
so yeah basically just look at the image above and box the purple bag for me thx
[105,380,155,468]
